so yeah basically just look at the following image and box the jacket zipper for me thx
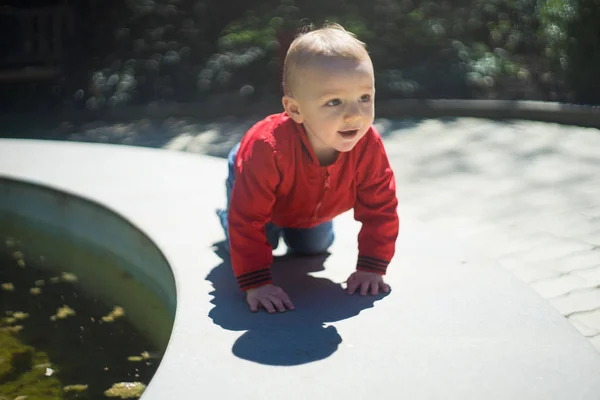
[313,168,330,219]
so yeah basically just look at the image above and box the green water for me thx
[0,228,173,399]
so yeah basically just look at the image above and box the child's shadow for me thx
[206,241,390,366]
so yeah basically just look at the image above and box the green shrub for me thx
[70,0,600,110]
[200,0,541,100]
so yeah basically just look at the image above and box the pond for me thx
[0,228,171,399]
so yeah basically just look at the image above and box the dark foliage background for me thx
[3,0,600,111]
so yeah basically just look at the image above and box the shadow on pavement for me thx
[205,241,390,366]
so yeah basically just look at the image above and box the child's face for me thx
[283,55,375,161]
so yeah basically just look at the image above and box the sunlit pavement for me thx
[373,117,600,351]
[68,115,600,350]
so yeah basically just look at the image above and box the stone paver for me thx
[532,273,597,299]
[570,310,600,335]
[574,265,600,286]
[570,317,599,338]
[64,115,600,351]
[552,290,600,317]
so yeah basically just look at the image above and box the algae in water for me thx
[0,330,62,399]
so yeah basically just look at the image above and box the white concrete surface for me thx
[2,138,600,399]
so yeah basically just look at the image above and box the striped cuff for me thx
[356,255,389,275]
[236,268,272,291]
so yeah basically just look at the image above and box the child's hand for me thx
[346,271,390,296]
[246,284,295,314]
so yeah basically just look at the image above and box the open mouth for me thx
[338,129,358,139]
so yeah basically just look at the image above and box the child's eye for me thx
[326,99,341,107]
[360,94,372,102]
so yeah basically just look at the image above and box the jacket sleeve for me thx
[227,137,280,291]
[353,129,399,275]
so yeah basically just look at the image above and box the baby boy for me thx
[217,23,399,314]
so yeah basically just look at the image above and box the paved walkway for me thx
[66,115,600,350]
[5,137,600,399]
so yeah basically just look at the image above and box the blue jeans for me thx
[216,142,335,254]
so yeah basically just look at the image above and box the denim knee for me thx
[283,222,335,255]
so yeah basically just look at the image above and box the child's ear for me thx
[282,95,304,123]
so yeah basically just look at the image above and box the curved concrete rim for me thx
[0,175,176,349]
[2,138,600,399]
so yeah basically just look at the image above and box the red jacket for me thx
[228,112,399,291]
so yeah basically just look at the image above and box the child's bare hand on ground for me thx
[246,284,295,313]
[346,271,390,296]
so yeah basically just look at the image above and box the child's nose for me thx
[344,103,361,122]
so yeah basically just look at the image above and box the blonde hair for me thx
[282,22,369,96]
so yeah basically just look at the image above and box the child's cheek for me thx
[326,108,344,121]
